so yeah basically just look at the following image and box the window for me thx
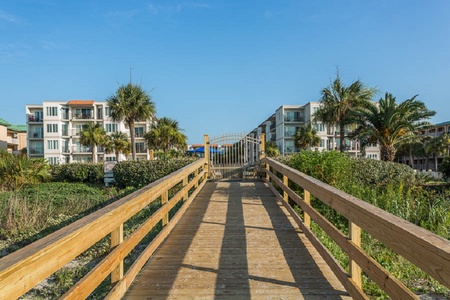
[105,123,118,133]
[315,123,325,132]
[106,156,117,161]
[46,123,58,133]
[61,124,68,136]
[320,139,325,148]
[284,126,296,137]
[46,107,58,116]
[285,140,295,153]
[367,154,378,160]
[97,107,103,119]
[47,140,59,150]
[135,142,146,153]
[135,127,144,137]
[313,107,319,113]
[62,140,69,152]
[48,157,60,165]
[105,107,111,117]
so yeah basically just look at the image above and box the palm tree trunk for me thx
[409,148,414,169]
[129,121,136,160]
[339,122,345,152]
[92,144,97,163]
[381,144,396,161]
[434,154,438,172]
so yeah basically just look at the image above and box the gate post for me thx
[204,134,210,179]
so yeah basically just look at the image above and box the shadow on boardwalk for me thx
[124,181,350,299]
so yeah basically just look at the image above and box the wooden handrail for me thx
[262,157,450,300]
[0,159,207,300]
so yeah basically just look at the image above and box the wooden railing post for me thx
[304,190,311,229]
[260,134,266,179]
[194,168,199,188]
[111,224,124,284]
[204,134,210,179]
[162,190,169,226]
[350,222,362,288]
[283,175,288,202]
[183,176,188,201]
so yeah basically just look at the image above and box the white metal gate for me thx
[208,133,261,180]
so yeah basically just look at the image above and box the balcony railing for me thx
[29,148,44,155]
[73,114,93,120]
[284,116,305,122]
[74,147,92,153]
[135,132,145,138]
[136,148,147,154]
[270,124,276,131]
[62,146,70,153]
[29,132,44,139]
[61,113,70,120]
[62,130,69,136]
[27,115,43,122]
[7,137,18,144]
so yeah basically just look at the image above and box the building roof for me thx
[435,121,450,127]
[67,100,95,106]
[8,125,27,132]
[0,118,12,126]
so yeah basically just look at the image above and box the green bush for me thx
[113,157,198,188]
[439,156,450,179]
[350,158,415,188]
[52,163,104,184]
[279,150,351,186]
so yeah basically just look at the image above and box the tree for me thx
[80,122,106,163]
[349,93,435,161]
[294,122,321,150]
[107,83,156,160]
[0,149,50,191]
[314,72,375,152]
[395,133,427,168]
[424,135,447,171]
[103,131,131,162]
[145,117,187,154]
[265,141,280,157]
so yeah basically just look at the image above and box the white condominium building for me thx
[26,100,153,164]
[251,102,380,159]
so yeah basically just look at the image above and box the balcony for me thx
[29,148,44,155]
[270,124,276,131]
[30,132,44,139]
[284,116,305,123]
[135,132,145,138]
[7,137,18,145]
[73,113,93,120]
[62,146,70,153]
[73,146,92,153]
[27,114,43,123]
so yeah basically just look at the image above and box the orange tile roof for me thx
[67,100,95,106]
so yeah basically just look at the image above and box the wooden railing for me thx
[262,157,450,300]
[0,158,207,300]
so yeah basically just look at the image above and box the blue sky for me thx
[1,0,449,144]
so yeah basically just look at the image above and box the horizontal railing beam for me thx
[263,157,450,289]
[0,159,206,300]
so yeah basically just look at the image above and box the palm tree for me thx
[349,93,435,161]
[265,141,280,157]
[145,117,187,154]
[424,135,447,171]
[294,122,321,150]
[104,131,131,162]
[314,72,375,152]
[395,133,427,168]
[80,122,106,163]
[107,83,156,160]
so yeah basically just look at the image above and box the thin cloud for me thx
[40,40,62,50]
[0,9,24,24]
[147,2,210,14]
[105,9,140,18]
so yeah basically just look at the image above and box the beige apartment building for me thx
[0,118,27,154]
[26,100,154,164]
[250,102,380,159]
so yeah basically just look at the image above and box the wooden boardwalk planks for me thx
[124,181,350,299]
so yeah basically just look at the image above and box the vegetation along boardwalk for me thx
[124,181,350,299]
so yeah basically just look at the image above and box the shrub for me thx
[113,157,198,188]
[350,158,415,188]
[439,156,450,179]
[52,163,104,184]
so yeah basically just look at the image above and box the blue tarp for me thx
[187,147,223,154]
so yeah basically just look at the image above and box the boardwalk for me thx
[124,181,351,299]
